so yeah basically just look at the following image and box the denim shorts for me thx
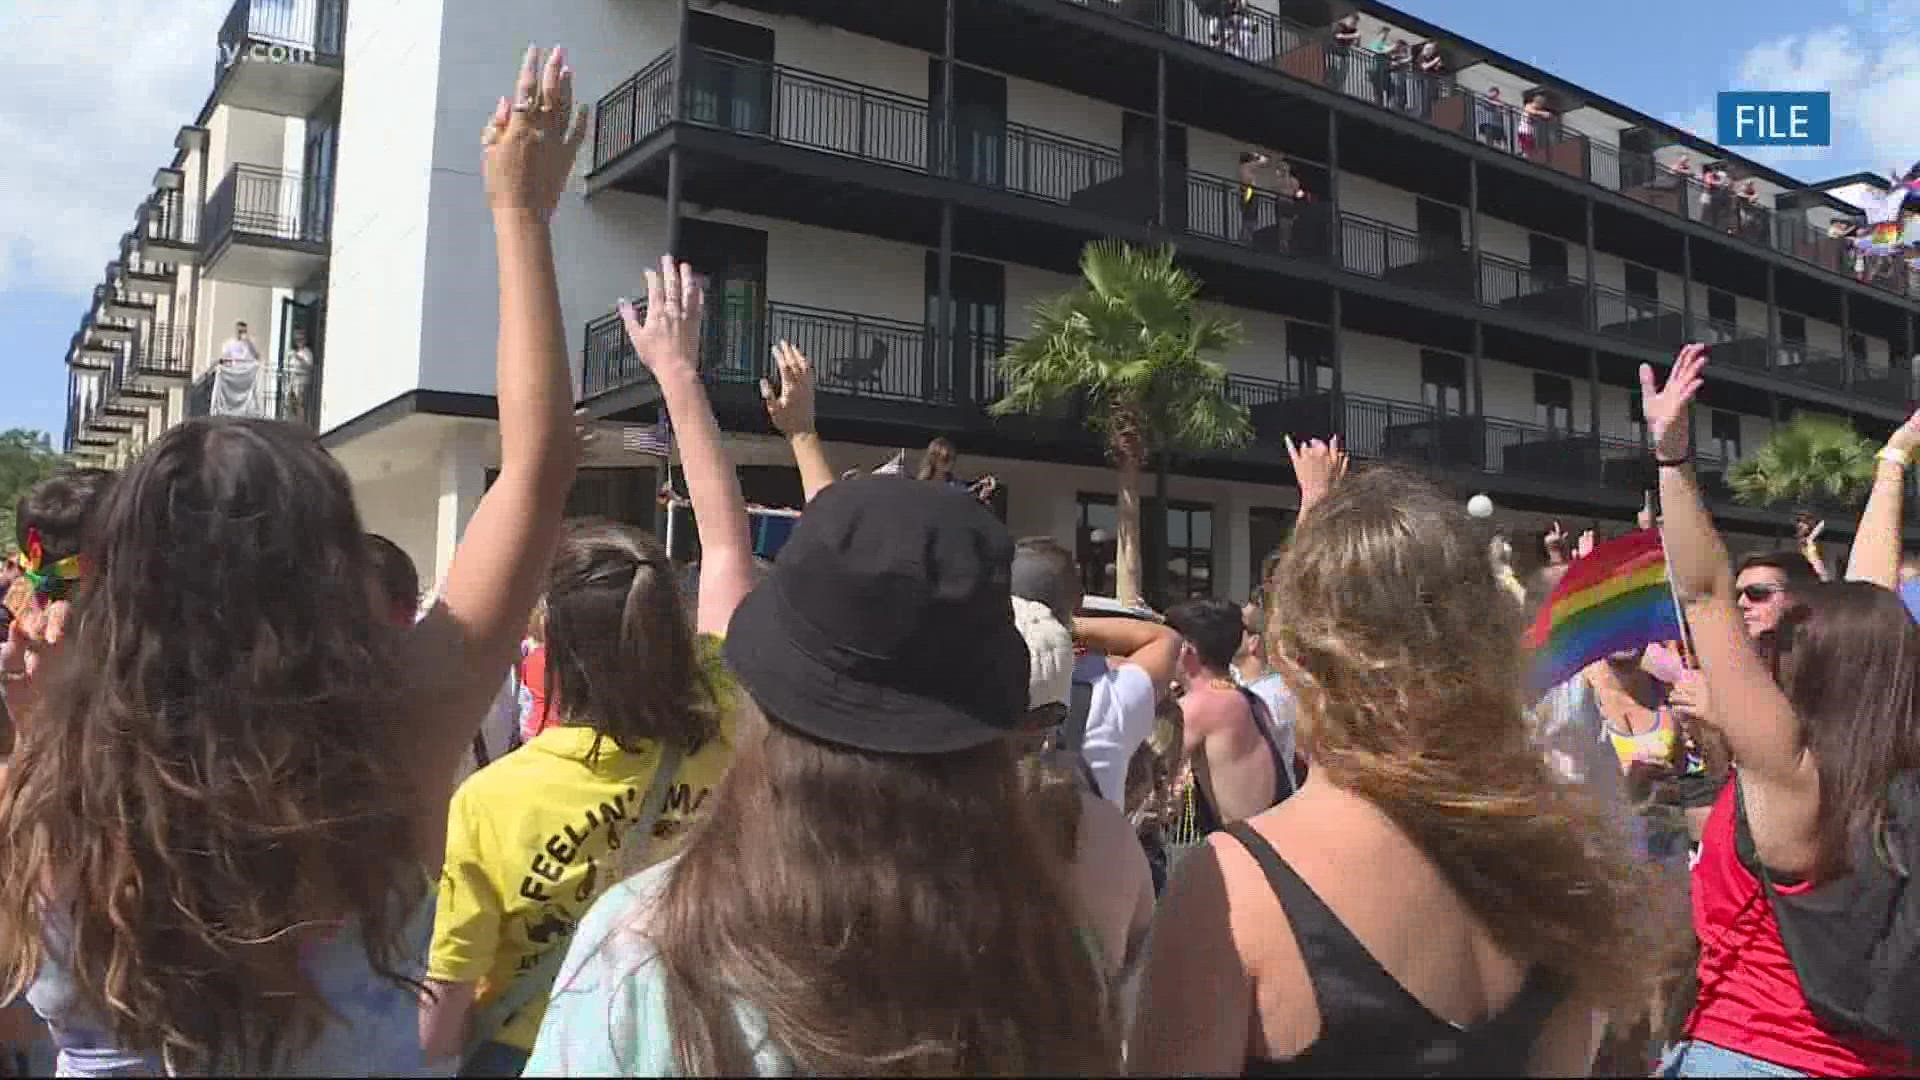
[1658,1040,1807,1078]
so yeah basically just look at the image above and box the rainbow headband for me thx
[13,527,83,603]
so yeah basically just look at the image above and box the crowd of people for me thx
[0,45,1917,1078]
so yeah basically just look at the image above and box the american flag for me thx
[621,417,673,458]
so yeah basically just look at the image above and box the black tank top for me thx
[1224,823,1568,1077]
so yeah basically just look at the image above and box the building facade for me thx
[64,0,342,473]
[68,0,1920,606]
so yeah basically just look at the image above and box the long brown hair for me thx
[916,437,956,482]
[0,419,422,1070]
[1767,582,1920,881]
[540,519,718,755]
[1266,465,1662,1010]
[648,708,1118,1074]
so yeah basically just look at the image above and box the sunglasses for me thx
[1738,583,1787,603]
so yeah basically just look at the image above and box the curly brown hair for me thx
[0,419,425,1070]
[1265,465,1669,1012]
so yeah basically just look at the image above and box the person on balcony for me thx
[211,321,265,418]
[1365,26,1393,105]
[1412,41,1445,116]
[1387,38,1414,112]
[1327,14,1359,91]
[1518,90,1556,158]
[1476,86,1510,148]
[283,326,315,425]
[1736,179,1765,241]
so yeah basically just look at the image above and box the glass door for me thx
[277,297,319,426]
[682,219,768,382]
[926,254,1005,405]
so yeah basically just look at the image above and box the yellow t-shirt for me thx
[428,639,737,1050]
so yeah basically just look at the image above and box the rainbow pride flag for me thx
[1525,529,1684,696]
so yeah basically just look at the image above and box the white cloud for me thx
[0,0,230,298]
[1667,4,1920,177]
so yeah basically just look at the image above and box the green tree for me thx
[991,241,1249,606]
[0,429,67,555]
[1727,414,1878,514]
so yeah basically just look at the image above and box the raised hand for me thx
[1544,520,1568,564]
[1285,435,1348,516]
[1576,528,1597,559]
[761,340,817,437]
[482,46,591,218]
[1639,343,1708,463]
[618,256,706,382]
[1637,491,1655,531]
[1887,407,1920,457]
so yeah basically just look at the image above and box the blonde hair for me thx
[1266,465,1666,1011]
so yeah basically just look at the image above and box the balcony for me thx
[97,282,154,323]
[141,189,199,264]
[211,0,346,117]
[1591,285,1687,351]
[88,311,137,345]
[201,165,330,287]
[108,346,170,416]
[1337,213,1473,301]
[583,299,998,427]
[184,354,323,427]
[132,323,193,385]
[1052,0,1915,302]
[70,328,113,371]
[1476,253,1588,329]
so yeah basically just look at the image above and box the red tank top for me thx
[1685,782,1916,1076]
[518,645,556,740]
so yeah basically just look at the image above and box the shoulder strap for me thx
[461,741,687,1061]
[1061,675,1095,759]
[1236,686,1295,804]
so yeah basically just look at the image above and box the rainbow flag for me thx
[1525,529,1684,696]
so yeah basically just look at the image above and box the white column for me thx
[432,425,488,588]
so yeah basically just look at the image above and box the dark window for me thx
[1421,350,1467,415]
[1778,312,1806,344]
[926,254,1005,403]
[929,62,1007,185]
[1710,410,1742,461]
[685,13,776,133]
[1528,234,1569,283]
[301,96,337,241]
[1624,263,1659,302]
[1707,288,1737,325]
[1285,320,1335,392]
[1533,373,1573,433]
[682,219,769,378]
[1849,332,1868,361]
[1076,493,1214,607]
[1248,507,1292,600]
[1630,395,1648,446]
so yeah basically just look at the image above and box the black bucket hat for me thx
[723,475,1029,754]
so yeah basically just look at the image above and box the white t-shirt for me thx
[1239,671,1298,790]
[1073,653,1158,809]
[220,337,258,363]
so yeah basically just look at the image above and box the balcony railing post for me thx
[1583,197,1597,331]
[1841,291,1854,394]
[1765,264,1777,370]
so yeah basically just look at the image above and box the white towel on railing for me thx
[210,358,265,417]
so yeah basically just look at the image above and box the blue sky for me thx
[1,0,1912,447]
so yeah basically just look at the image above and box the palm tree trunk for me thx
[1115,448,1144,608]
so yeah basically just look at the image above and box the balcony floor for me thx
[212,53,343,117]
[203,235,328,289]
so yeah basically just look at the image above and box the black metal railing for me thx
[1685,315,1774,372]
[203,165,329,251]
[146,188,197,247]
[216,0,345,80]
[595,48,1128,211]
[135,323,191,379]
[1050,0,1914,299]
[1477,252,1589,330]
[1591,284,1688,350]
[583,299,1018,410]
[1771,341,1850,391]
[185,353,319,425]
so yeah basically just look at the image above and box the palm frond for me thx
[1727,414,1879,509]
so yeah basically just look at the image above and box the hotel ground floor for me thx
[325,400,1825,611]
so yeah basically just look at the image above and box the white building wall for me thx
[1477,215,1531,264]
[1339,330,1421,400]
[321,0,450,429]
[1340,173,1419,231]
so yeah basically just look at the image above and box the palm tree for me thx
[1727,414,1879,515]
[990,241,1249,606]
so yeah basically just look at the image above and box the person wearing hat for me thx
[526,476,1119,1076]
[1011,597,1154,996]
